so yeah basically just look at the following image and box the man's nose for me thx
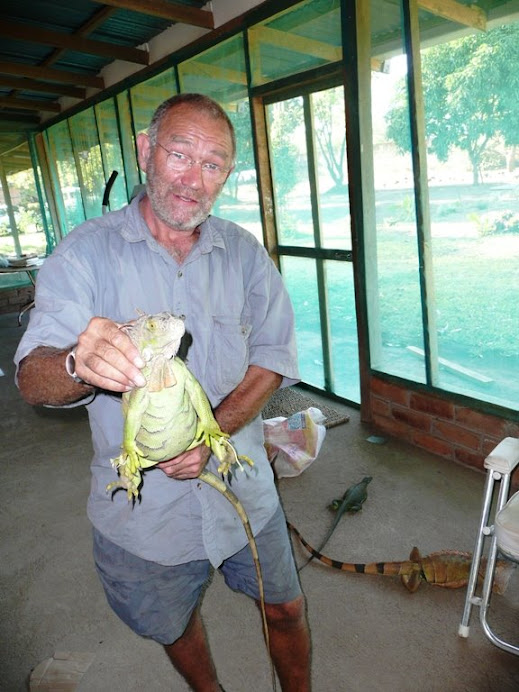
[179,161,204,188]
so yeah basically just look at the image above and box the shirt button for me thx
[177,271,183,278]
[197,482,202,489]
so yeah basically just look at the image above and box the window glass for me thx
[95,99,128,212]
[45,120,85,233]
[116,91,141,199]
[267,96,312,247]
[312,86,350,250]
[130,69,177,135]
[420,20,519,408]
[280,256,325,390]
[249,0,341,86]
[370,16,426,382]
[326,260,359,401]
[69,108,104,219]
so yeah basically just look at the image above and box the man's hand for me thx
[74,316,146,392]
[157,445,211,480]
[18,316,147,407]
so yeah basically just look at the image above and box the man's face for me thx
[140,104,234,232]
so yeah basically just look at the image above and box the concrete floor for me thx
[1,310,518,692]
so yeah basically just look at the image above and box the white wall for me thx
[211,0,266,25]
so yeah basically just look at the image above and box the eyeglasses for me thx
[156,141,231,183]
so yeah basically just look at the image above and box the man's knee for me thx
[262,595,307,629]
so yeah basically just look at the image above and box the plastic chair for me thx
[458,437,519,655]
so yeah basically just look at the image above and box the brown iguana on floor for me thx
[288,523,514,594]
[107,311,276,690]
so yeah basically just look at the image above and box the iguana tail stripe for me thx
[287,522,420,577]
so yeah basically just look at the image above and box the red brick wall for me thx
[0,286,34,316]
[370,375,519,475]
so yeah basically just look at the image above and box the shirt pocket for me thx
[209,316,252,396]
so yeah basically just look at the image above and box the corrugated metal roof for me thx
[0,0,210,165]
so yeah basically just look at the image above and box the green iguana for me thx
[288,523,514,594]
[299,476,372,572]
[107,311,276,690]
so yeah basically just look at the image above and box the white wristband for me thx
[65,347,84,384]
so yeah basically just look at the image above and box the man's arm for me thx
[157,365,281,480]
[213,364,281,435]
[17,317,146,407]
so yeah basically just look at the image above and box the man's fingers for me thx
[79,352,145,391]
[73,317,146,390]
[158,446,210,479]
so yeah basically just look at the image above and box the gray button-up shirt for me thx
[15,195,299,567]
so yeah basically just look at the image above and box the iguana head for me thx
[123,311,186,363]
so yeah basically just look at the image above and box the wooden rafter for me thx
[40,6,117,69]
[0,20,149,65]
[418,0,486,30]
[92,0,214,29]
[0,118,40,133]
[0,62,104,89]
[0,96,61,113]
[0,75,86,99]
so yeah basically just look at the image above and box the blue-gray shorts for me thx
[92,503,301,645]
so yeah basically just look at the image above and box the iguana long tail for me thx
[288,522,421,582]
[288,523,515,594]
[200,469,276,691]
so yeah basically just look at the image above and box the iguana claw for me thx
[106,466,143,500]
[108,445,148,499]
[210,435,254,477]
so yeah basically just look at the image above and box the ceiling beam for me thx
[0,20,149,65]
[0,118,40,133]
[418,0,486,30]
[0,62,104,89]
[0,75,86,99]
[92,0,214,29]
[0,96,61,113]
[41,6,118,69]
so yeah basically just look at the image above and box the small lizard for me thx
[107,311,276,689]
[289,523,514,593]
[299,476,372,572]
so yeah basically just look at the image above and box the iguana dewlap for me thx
[107,311,252,500]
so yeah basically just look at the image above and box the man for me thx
[15,93,311,691]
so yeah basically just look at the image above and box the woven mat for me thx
[262,387,349,429]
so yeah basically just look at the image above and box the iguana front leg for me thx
[108,387,155,499]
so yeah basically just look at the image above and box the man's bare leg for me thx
[263,595,311,691]
[164,608,220,692]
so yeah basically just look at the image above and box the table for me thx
[0,257,45,325]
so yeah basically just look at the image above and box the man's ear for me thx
[136,132,151,173]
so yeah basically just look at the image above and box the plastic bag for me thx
[263,407,326,478]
